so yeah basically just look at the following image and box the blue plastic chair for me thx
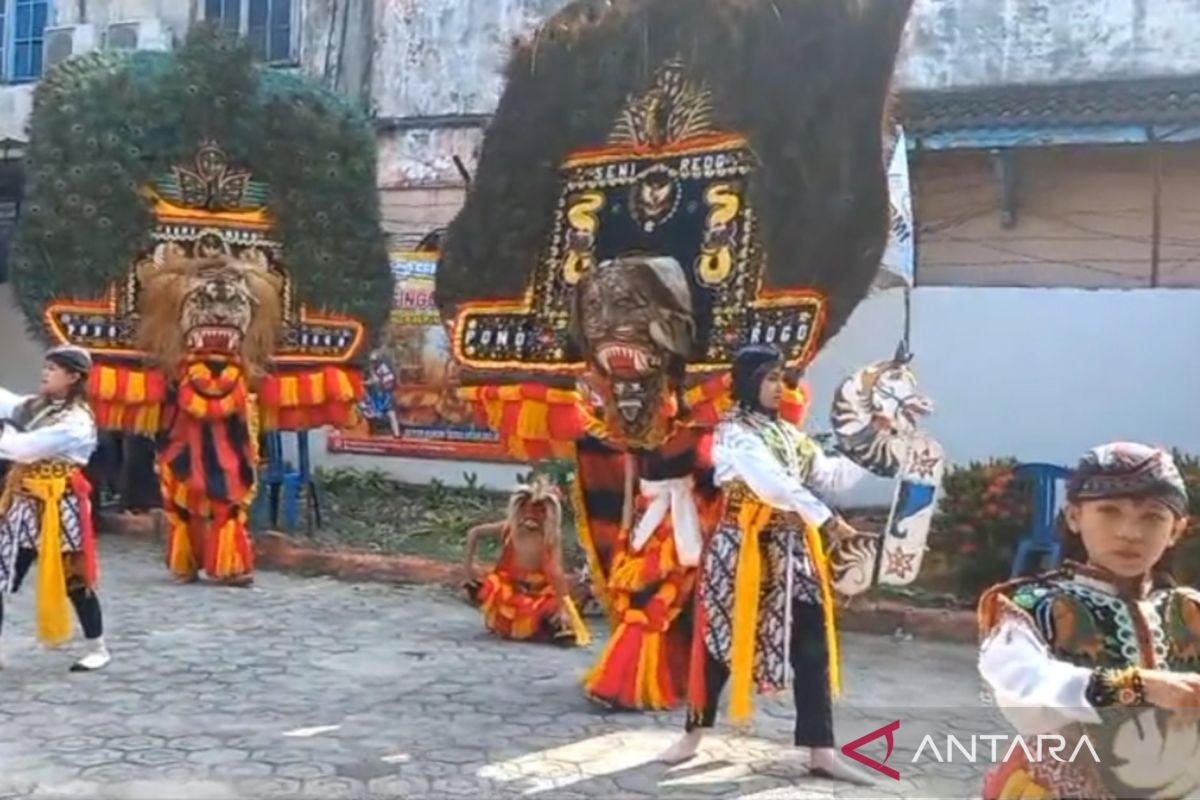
[251,431,321,533]
[1010,463,1072,578]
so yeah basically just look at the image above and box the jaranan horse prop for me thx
[828,346,945,596]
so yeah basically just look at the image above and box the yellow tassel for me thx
[334,368,354,400]
[185,394,205,418]
[516,401,550,440]
[213,518,247,578]
[167,518,196,578]
[805,525,842,698]
[728,500,774,724]
[641,631,664,708]
[245,394,261,507]
[306,371,325,404]
[98,367,118,402]
[128,370,147,404]
[24,477,73,646]
[484,399,505,432]
[562,596,592,646]
[281,376,300,407]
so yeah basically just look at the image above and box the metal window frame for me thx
[6,0,49,82]
[0,0,6,82]
[204,0,299,65]
[0,0,7,82]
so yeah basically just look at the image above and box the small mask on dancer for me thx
[507,477,564,547]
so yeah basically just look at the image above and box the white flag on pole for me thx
[877,126,914,288]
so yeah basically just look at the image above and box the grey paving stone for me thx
[0,538,980,800]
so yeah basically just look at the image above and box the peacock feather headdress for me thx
[437,0,913,380]
[10,24,391,362]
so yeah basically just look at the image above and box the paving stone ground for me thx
[0,537,991,800]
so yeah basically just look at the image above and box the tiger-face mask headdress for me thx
[136,249,284,378]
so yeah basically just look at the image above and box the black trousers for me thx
[687,598,834,748]
[0,548,104,640]
[120,435,160,511]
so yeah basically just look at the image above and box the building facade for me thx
[2,0,1200,485]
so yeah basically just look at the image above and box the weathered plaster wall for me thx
[48,0,191,37]
[370,0,1200,121]
[0,85,34,141]
[369,0,1200,196]
[300,0,374,104]
[372,0,568,118]
[376,126,480,187]
[899,0,1200,89]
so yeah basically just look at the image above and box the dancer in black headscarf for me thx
[660,345,873,784]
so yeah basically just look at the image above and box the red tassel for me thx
[69,470,100,588]
[587,622,646,707]
[259,375,282,408]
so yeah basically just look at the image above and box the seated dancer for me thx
[464,477,591,646]
[0,345,110,672]
[978,443,1200,800]
[661,344,874,784]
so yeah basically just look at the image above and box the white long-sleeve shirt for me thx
[0,388,97,466]
[979,614,1102,735]
[713,417,869,528]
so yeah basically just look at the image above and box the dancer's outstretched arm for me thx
[463,521,504,581]
[0,409,95,464]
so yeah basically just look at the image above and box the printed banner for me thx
[877,125,915,289]
[326,252,513,461]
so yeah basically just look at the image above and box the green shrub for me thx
[926,458,1032,600]
[1167,450,1200,586]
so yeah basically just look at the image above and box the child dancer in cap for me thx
[978,442,1200,799]
[0,344,110,671]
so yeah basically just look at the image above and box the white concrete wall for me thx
[802,286,1200,505]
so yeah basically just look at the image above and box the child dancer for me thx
[0,345,110,671]
[978,442,1200,799]
[660,344,874,784]
[464,477,590,646]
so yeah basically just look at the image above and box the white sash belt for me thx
[630,476,703,567]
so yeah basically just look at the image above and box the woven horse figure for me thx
[828,348,945,595]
